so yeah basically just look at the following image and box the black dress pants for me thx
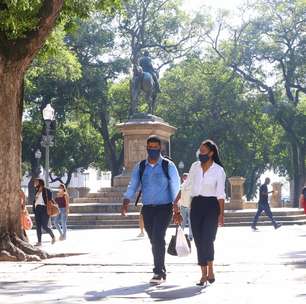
[142,203,173,276]
[34,205,55,242]
[190,196,220,266]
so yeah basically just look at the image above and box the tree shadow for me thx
[280,250,306,269]
[0,280,71,296]
[84,283,204,302]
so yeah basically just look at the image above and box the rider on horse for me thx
[139,50,161,93]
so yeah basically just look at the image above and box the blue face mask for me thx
[147,149,161,160]
[199,154,210,164]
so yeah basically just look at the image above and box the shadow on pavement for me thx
[0,280,72,296]
[84,283,204,302]
[280,250,306,269]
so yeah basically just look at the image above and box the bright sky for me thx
[183,0,243,11]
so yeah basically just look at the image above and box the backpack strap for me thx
[139,159,146,183]
[161,158,170,180]
[135,160,146,206]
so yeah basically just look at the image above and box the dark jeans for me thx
[34,205,55,242]
[190,196,220,266]
[142,203,173,276]
[252,202,277,227]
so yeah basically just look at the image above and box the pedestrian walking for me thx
[179,173,193,241]
[33,178,56,246]
[299,184,306,214]
[54,184,69,240]
[121,135,180,284]
[251,177,282,231]
[173,139,226,287]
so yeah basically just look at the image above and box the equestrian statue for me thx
[131,51,161,115]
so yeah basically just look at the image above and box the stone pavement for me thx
[0,225,305,304]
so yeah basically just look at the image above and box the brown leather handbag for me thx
[45,189,60,217]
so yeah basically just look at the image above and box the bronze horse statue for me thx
[131,65,158,115]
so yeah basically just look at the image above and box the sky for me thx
[183,0,244,11]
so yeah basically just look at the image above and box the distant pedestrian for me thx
[33,178,56,246]
[300,184,306,214]
[54,184,69,240]
[251,178,282,231]
[122,135,180,284]
[174,139,226,287]
[179,173,193,241]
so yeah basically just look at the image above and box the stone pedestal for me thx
[270,182,283,207]
[226,176,246,210]
[113,114,176,188]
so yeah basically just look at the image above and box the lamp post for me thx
[34,149,42,177]
[178,161,184,176]
[41,104,55,188]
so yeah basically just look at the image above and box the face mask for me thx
[147,149,160,160]
[199,154,210,164]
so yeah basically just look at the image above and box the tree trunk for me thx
[97,110,124,184]
[0,68,46,260]
[0,0,65,261]
[290,142,306,207]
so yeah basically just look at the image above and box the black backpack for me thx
[134,157,171,206]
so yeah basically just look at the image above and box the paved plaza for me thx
[0,225,305,304]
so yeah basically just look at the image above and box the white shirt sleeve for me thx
[183,162,196,192]
[216,167,226,200]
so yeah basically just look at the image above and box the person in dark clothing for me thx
[251,178,282,231]
[33,178,56,246]
[139,50,161,93]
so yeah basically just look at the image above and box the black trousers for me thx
[190,196,220,266]
[34,205,54,242]
[142,203,173,276]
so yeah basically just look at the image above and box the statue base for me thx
[113,115,176,188]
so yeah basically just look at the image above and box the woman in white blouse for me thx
[174,139,226,286]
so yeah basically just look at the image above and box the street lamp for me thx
[178,161,184,175]
[41,103,55,187]
[34,149,42,177]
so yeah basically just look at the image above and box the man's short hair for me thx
[147,135,161,145]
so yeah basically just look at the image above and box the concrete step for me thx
[72,197,123,204]
[27,204,306,229]
[27,203,141,213]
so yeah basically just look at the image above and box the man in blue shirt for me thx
[122,135,180,284]
[251,177,282,231]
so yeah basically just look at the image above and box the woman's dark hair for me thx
[201,139,224,168]
[60,183,67,192]
[147,135,161,145]
[36,178,45,188]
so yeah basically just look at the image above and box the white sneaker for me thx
[137,232,145,237]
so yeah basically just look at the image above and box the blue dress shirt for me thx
[124,157,180,205]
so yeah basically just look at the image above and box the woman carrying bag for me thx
[33,178,56,246]
[173,140,226,287]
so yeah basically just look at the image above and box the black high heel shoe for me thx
[196,277,207,287]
